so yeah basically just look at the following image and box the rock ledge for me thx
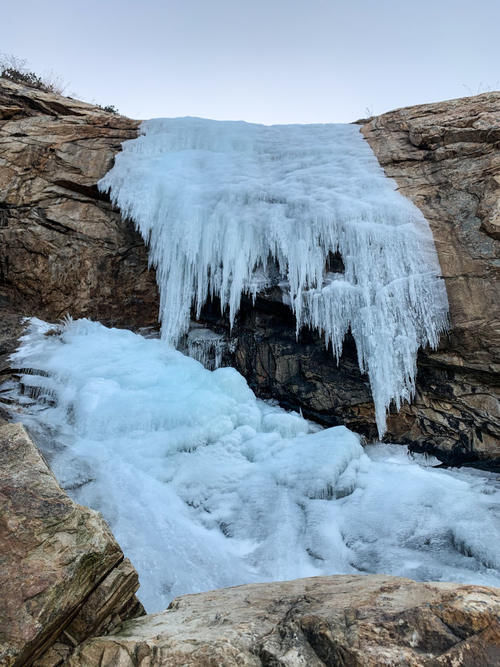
[69,574,500,666]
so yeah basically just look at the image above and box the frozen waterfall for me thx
[99,118,449,436]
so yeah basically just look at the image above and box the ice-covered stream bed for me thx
[7,318,500,613]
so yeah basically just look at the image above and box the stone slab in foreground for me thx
[0,423,144,666]
[69,574,500,666]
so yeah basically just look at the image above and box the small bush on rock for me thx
[0,53,67,95]
[96,104,119,114]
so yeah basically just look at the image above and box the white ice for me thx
[99,118,449,436]
[10,319,499,613]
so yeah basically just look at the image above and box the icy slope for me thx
[99,118,448,436]
[11,319,499,613]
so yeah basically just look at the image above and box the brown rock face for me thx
[0,78,158,327]
[0,310,24,422]
[68,575,500,666]
[0,81,499,666]
[0,422,144,666]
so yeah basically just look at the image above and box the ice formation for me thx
[99,118,448,436]
[186,325,227,370]
[9,319,499,613]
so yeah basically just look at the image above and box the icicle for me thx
[186,327,226,370]
[99,117,448,436]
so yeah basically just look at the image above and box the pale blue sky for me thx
[3,0,499,123]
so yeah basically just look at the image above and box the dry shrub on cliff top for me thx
[0,52,67,95]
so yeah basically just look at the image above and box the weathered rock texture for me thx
[199,93,500,466]
[0,310,24,422]
[0,422,144,666]
[0,78,158,326]
[69,574,500,666]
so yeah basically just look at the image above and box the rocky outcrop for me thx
[69,575,500,666]
[0,78,158,326]
[199,93,500,466]
[0,422,144,666]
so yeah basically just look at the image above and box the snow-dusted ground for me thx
[99,118,449,436]
[9,319,500,613]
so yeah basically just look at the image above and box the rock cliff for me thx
[0,422,144,666]
[362,95,500,465]
[0,78,499,666]
[0,78,158,326]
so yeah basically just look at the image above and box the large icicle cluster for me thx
[99,118,448,436]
